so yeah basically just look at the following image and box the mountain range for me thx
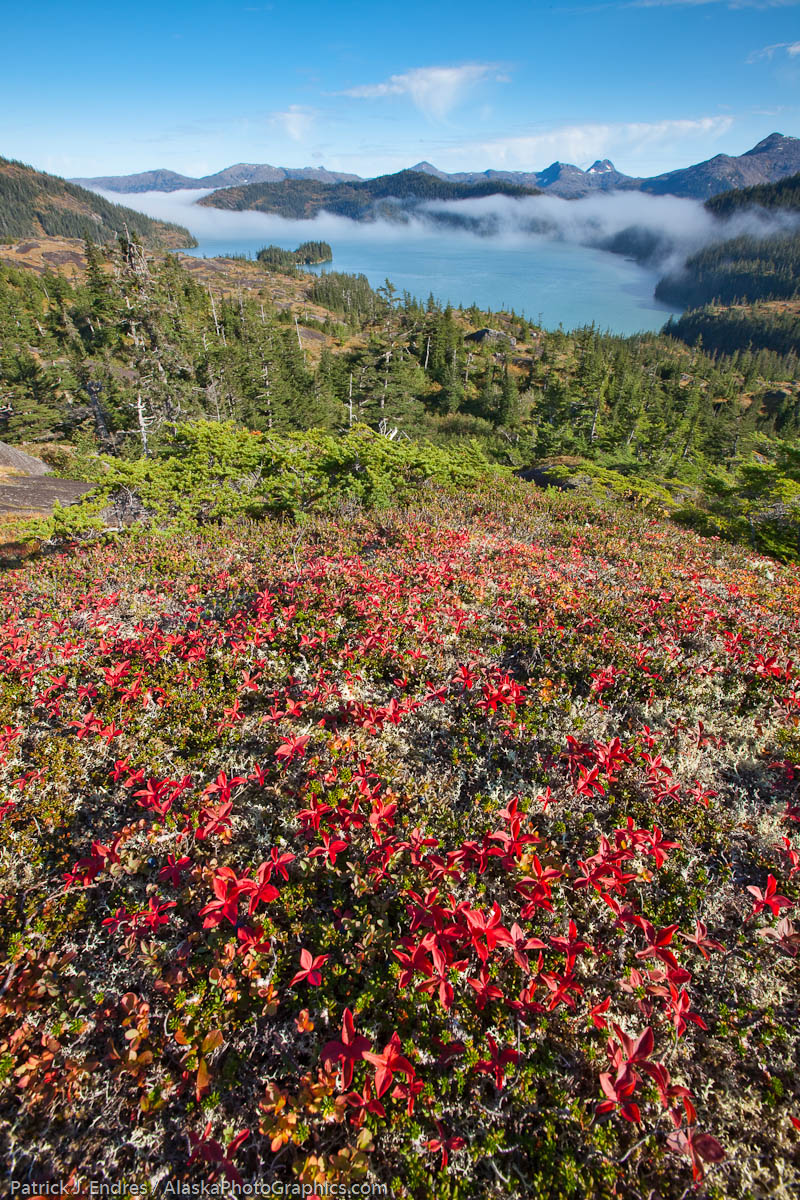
[70,163,361,193]
[72,133,800,202]
[410,133,800,199]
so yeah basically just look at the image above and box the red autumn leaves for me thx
[290,949,330,988]
[3,500,799,1196]
[747,874,792,918]
[198,852,296,929]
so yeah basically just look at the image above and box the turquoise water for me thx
[184,229,679,335]
[106,189,680,334]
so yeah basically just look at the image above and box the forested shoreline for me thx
[5,236,798,449]
[653,173,800,356]
[0,232,798,559]
[198,169,540,219]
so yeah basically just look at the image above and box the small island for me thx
[256,240,333,269]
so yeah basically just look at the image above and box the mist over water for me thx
[97,185,798,334]
[423,190,800,274]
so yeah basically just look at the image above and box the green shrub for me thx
[26,421,502,540]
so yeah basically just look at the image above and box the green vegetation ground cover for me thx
[25,422,498,537]
[1,479,799,1196]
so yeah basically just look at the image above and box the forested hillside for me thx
[655,232,800,310]
[0,157,196,249]
[655,173,800,319]
[3,237,798,454]
[664,301,800,359]
[706,171,800,217]
[198,170,539,219]
[0,235,798,558]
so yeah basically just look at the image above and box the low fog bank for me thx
[423,191,800,271]
[95,188,446,246]
[97,184,800,279]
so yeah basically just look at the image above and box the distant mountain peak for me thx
[745,132,788,155]
[641,132,800,199]
[587,159,616,175]
[409,161,448,178]
[539,161,576,177]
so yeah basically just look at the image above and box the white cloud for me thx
[425,189,799,265]
[269,106,314,141]
[434,117,734,174]
[630,1,800,9]
[748,40,800,60]
[340,64,501,120]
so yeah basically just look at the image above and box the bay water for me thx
[104,189,681,335]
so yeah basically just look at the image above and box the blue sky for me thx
[2,0,799,179]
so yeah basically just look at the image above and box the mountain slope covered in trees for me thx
[656,231,800,310]
[0,236,798,558]
[198,170,539,219]
[706,170,800,218]
[655,171,800,309]
[656,172,800,358]
[0,157,196,249]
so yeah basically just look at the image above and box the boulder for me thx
[515,465,583,491]
[465,328,517,347]
[0,440,51,476]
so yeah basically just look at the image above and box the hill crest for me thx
[0,156,196,248]
[76,133,800,203]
